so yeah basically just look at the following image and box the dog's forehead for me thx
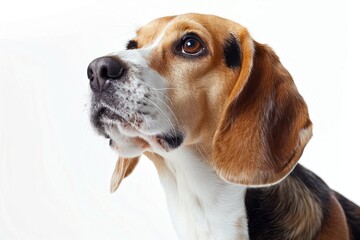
[135,13,244,47]
[135,16,176,46]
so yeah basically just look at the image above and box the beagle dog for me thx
[88,13,360,240]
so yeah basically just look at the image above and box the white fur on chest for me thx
[157,147,249,240]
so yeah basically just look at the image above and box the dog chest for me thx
[157,148,249,240]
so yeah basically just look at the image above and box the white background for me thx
[0,0,359,239]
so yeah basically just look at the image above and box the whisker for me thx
[196,144,208,163]
[142,114,151,132]
[101,102,137,129]
[151,95,180,129]
[151,87,178,91]
[163,94,175,106]
[145,98,177,134]
[115,128,130,146]
[199,143,211,159]
[136,83,176,106]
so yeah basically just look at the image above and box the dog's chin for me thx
[91,107,129,137]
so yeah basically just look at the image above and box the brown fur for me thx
[213,40,312,186]
[131,14,313,186]
[107,13,359,239]
[245,164,354,240]
[143,14,249,147]
[110,157,139,193]
[276,176,323,238]
[317,194,350,240]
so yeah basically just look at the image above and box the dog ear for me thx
[110,156,139,193]
[213,40,312,186]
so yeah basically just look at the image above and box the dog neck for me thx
[147,146,249,240]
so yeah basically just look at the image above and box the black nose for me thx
[87,57,125,92]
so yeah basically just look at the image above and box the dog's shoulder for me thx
[246,164,360,239]
[245,164,331,239]
[335,191,360,239]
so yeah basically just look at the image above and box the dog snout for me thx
[87,56,126,92]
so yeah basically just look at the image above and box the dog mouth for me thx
[90,107,127,137]
[91,106,184,151]
[156,132,184,151]
[108,133,184,152]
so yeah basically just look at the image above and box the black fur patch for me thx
[156,132,183,151]
[245,165,331,239]
[223,34,241,68]
[126,40,138,50]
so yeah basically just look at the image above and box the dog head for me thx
[88,13,312,190]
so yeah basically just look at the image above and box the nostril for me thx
[87,67,94,81]
[88,56,126,92]
[99,66,108,79]
[98,59,124,80]
[105,60,124,79]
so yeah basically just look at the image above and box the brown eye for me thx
[182,37,203,55]
[174,33,207,58]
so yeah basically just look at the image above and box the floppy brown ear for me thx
[110,156,139,193]
[213,40,312,186]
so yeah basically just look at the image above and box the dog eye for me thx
[182,37,203,55]
[126,40,138,50]
[175,34,206,57]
